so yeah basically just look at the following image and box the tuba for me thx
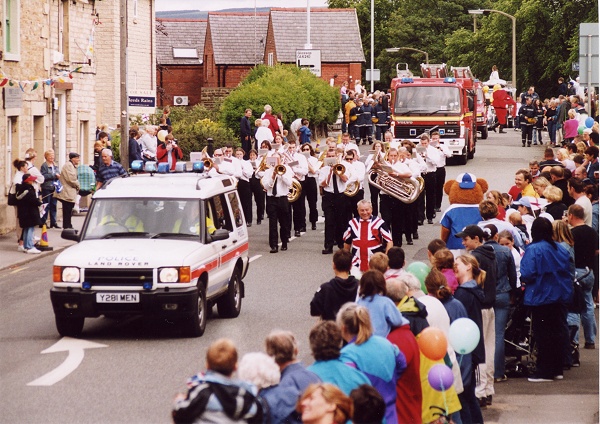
[368,163,424,204]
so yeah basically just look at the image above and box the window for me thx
[207,194,233,232]
[58,0,70,61]
[4,0,21,61]
[133,0,138,18]
[173,48,198,59]
[268,52,274,67]
[228,192,243,228]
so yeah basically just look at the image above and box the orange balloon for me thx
[417,327,448,361]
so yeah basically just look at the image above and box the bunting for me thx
[0,67,84,92]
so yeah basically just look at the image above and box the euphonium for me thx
[367,162,424,204]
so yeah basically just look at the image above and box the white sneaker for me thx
[17,245,26,252]
[26,247,42,254]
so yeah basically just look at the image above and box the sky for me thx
[155,0,328,11]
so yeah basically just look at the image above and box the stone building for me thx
[0,0,155,234]
[156,19,207,107]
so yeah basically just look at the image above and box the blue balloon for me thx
[428,364,454,392]
[448,318,480,354]
[585,117,595,129]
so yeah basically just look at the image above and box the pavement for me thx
[0,212,87,271]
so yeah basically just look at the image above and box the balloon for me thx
[578,125,586,135]
[417,327,448,361]
[585,117,595,129]
[448,318,480,354]
[406,261,430,294]
[428,364,454,392]
[157,130,168,142]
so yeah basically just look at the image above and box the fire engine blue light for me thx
[192,162,205,173]
[143,282,152,290]
[82,281,91,290]
[401,77,414,83]
[444,77,456,83]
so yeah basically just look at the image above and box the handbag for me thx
[7,184,17,206]
[569,270,589,313]
[53,179,63,193]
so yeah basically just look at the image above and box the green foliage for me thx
[220,64,339,136]
[173,117,237,160]
[110,131,121,163]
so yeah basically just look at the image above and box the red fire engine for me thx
[389,63,478,165]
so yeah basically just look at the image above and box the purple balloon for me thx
[427,364,454,392]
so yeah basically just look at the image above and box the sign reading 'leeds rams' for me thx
[296,49,321,77]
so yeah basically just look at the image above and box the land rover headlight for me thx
[54,266,80,283]
[159,267,190,283]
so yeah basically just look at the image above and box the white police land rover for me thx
[51,169,249,337]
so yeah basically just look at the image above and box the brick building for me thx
[0,0,155,234]
[203,12,270,88]
[156,19,207,107]
[265,8,364,89]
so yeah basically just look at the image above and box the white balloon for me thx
[157,130,168,142]
[448,317,480,355]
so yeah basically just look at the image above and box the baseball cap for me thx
[22,173,37,183]
[512,197,532,209]
[69,152,80,159]
[455,224,485,240]
[456,173,476,189]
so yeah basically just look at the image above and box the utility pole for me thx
[120,0,129,167]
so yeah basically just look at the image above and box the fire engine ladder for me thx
[396,63,414,78]
[420,63,447,78]
[450,66,474,79]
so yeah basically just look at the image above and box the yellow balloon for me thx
[157,130,168,142]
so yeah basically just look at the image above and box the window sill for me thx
[3,52,21,62]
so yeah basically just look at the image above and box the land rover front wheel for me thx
[55,316,85,337]
[217,267,242,318]
[188,284,207,337]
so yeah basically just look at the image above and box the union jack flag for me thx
[343,216,392,271]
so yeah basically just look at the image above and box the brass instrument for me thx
[368,162,424,204]
[257,154,268,172]
[280,150,303,203]
[333,163,346,176]
[344,181,360,197]
[275,164,287,175]
[203,158,213,171]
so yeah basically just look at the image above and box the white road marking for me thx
[249,255,262,263]
[27,337,108,386]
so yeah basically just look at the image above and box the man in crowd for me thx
[240,108,253,159]
[519,96,536,147]
[568,177,593,226]
[95,149,127,190]
[549,166,574,206]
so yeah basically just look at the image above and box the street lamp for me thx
[385,47,429,65]
[468,9,517,101]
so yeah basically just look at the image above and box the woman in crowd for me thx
[498,230,522,280]
[254,119,273,150]
[545,99,559,146]
[301,144,319,230]
[532,98,545,145]
[92,141,103,172]
[10,159,29,251]
[356,270,405,337]
[520,217,572,382]
[297,383,353,424]
[557,148,576,172]
[156,134,183,171]
[337,302,406,424]
[40,149,61,229]
[487,189,509,221]
[542,185,567,221]
[532,176,551,198]
[453,254,486,424]
[248,149,265,225]
[15,174,43,254]
[563,109,579,145]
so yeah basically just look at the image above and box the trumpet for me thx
[275,164,287,175]
[203,158,213,171]
[333,163,346,176]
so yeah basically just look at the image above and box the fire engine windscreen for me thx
[394,86,461,115]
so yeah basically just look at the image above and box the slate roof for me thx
[208,12,270,65]
[156,19,207,65]
[270,8,365,63]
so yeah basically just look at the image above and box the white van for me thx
[50,172,249,337]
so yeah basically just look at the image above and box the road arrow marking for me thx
[27,337,108,386]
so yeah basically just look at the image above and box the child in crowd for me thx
[356,270,405,337]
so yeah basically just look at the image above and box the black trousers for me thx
[358,125,372,143]
[58,199,75,229]
[369,185,380,217]
[380,194,407,246]
[322,192,348,249]
[266,196,290,248]
[434,166,446,210]
[348,188,365,219]
[531,303,568,378]
[304,177,319,225]
[521,124,533,145]
[237,180,252,225]
[241,136,252,160]
[290,181,307,232]
[250,175,265,223]
[417,172,437,221]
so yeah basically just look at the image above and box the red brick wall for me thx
[204,22,217,86]
[157,65,204,107]
[221,66,254,87]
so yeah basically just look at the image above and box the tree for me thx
[220,64,339,136]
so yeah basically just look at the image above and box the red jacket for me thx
[157,144,183,170]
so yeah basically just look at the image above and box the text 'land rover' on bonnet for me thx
[51,167,249,338]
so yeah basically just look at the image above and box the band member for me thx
[340,132,359,154]
[235,148,254,227]
[319,149,351,254]
[284,140,309,237]
[399,145,425,242]
[365,140,385,216]
[343,199,392,275]
[248,149,265,225]
[206,148,235,177]
[301,144,319,230]
[379,148,414,246]
[261,153,293,253]
[345,149,365,219]
[416,133,443,225]
[430,131,452,213]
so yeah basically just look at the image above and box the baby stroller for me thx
[504,291,537,378]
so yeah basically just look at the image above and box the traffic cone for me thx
[36,224,54,251]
